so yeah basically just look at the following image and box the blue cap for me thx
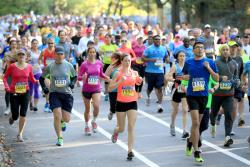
[55,46,65,54]
[193,37,205,49]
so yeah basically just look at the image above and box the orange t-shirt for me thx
[116,69,138,102]
[43,48,56,67]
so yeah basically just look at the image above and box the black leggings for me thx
[5,92,10,108]
[132,64,145,93]
[10,93,30,120]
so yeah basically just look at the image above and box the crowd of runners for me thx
[1,14,250,163]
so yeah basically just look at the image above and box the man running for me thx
[39,46,77,146]
[183,38,219,163]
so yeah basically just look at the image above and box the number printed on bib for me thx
[15,82,26,93]
[122,86,135,97]
[219,81,232,90]
[155,59,163,68]
[55,77,67,88]
[88,76,99,85]
[192,78,205,92]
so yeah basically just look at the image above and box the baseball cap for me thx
[204,24,211,29]
[175,34,180,38]
[55,46,65,54]
[87,40,95,45]
[193,37,205,48]
[228,41,239,47]
[17,49,26,55]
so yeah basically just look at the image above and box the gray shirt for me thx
[42,60,76,94]
[57,42,72,60]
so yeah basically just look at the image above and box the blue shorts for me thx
[49,92,74,113]
[145,72,164,92]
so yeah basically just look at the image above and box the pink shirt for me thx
[78,60,106,93]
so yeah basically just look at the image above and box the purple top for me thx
[78,60,106,92]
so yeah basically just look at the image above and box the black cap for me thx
[55,46,65,54]
[87,40,95,45]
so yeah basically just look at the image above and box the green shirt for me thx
[99,44,118,64]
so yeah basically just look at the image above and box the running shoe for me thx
[30,103,34,111]
[146,98,150,106]
[170,124,176,136]
[17,135,24,142]
[194,151,204,163]
[104,94,109,101]
[157,104,163,113]
[44,103,52,113]
[91,121,97,133]
[56,137,63,146]
[238,118,245,127]
[224,136,233,147]
[210,125,216,138]
[85,126,91,136]
[33,107,38,112]
[111,130,118,143]
[4,108,10,115]
[108,112,113,121]
[127,152,134,161]
[185,138,193,156]
[9,116,14,125]
[181,131,189,139]
[61,121,66,132]
[230,130,235,136]
[216,114,222,125]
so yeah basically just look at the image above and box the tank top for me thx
[43,48,56,67]
[117,69,138,102]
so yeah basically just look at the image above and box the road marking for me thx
[203,146,249,154]
[72,109,159,167]
[138,109,250,166]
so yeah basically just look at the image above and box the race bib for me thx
[177,85,184,93]
[88,76,99,85]
[192,78,205,92]
[206,47,214,53]
[15,82,26,93]
[122,86,135,97]
[136,58,143,64]
[155,59,163,67]
[46,58,54,65]
[55,77,67,88]
[219,81,232,90]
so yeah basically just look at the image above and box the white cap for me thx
[204,24,211,29]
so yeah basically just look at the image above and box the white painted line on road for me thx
[138,109,250,166]
[203,146,249,154]
[72,109,159,167]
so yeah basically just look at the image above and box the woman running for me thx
[78,47,110,135]
[109,54,142,160]
[105,52,122,120]
[165,50,189,139]
[28,39,42,111]
[3,49,38,142]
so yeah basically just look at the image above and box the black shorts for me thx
[49,92,74,112]
[109,92,117,113]
[82,91,101,100]
[116,101,137,112]
[172,89,186,103]
[234,88,244,102]
[186,96,208,114]
[10,92,30,120]
[145,72,164,92]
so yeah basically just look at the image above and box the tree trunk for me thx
[198,2,209,25]
[171,0,180,31]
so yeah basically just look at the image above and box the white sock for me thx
[85,122,89,127]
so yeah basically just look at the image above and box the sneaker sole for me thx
[224,139,233,147]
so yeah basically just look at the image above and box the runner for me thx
[210,44,238,147]
[39,46,77,146]
[38,37,56,113]
[105,52,122,120]
[165,50,189,139]
[78,47,110,135]
[28,39,42,111]
[99,34,118,101]
[142,35,168,113]
[3,49,38,142]
[109,53,142,160]
[183,38,218,163]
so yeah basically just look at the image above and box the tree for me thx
[155,0,169,28]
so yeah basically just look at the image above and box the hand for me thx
[43,87,49,95]
[119,76,126,83]
[69,83,75,89]
[203,61,210,69]
[136,77,143,85]
[208,88,215,94]
[182,75,190,80]
[83,73,87,81]
[77,81,81,87]
[151,58,157,63]
[242,85,247,92]
[5,87,10,92]
[222,76,228,82]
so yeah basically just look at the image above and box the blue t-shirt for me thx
[144,45,168,73]
[175,45,194,60]
[182,57,218,96]
[243,61,250,96]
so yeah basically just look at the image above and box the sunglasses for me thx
[154,38,161,41]
[48,43,54,44]
[121,40,127,42]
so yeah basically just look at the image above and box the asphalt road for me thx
[1,85,250,167]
